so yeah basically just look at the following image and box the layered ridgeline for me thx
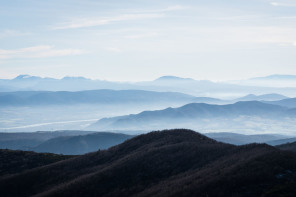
[1,90,292,106]
[204,132,290,145]
[0,130,96,150]
[234,93,288,102]
[0,129,295,197]
[0,131,133,155]
[1,74,296,98]
[267,97,296,108]
[0,130,295,155]
[277,142,296,153]
[89,101,296,131]
[31,132,133,155]
[0,90,202,106]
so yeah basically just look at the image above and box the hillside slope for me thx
[0,149,72,177]
[0,129,295,197]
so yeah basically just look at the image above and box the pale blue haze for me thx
[0,0,296,81]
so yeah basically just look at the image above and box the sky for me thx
[0,0,296,81]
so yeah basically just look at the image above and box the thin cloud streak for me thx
[0,30,31,38]
[0,46,87,59]
[270,1,296,7]
[52,5,188,30]
[131,5,189,13]
[52,13,164,30]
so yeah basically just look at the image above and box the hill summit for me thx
[0,129,296,197]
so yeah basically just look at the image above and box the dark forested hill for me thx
[0,129,295,197]
[0,149,72,177]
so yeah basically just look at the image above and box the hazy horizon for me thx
[2,73,296,83]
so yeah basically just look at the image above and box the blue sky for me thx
[0,0,296,81]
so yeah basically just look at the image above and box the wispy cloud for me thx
[52,5,188,30]
[133,5,189,13]
[0,30,31,38]
[163,5,188,11]
[0,46,87,59]
[53,13,164,30]
[270,1,296,7]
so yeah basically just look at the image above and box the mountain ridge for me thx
[0,129,295,197]
[90,101,292,130]
[0,89,197,106]
[2,74,296,98]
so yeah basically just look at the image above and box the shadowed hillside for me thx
[0,149,72,177]
[0,129,295,197]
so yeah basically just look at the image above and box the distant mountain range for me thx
[266,137,296,146]
[277,141,296,153]
[266,97,296,108]
[235,93,288,101]
[250,74,296,81]
[229,74,296,88]
[1,129,296,197]
[0,130,95,150]
[1,74,296,98]
[32,132,133,155]
[0,131,133,155]
[0,75,131,92]
[0,90,198,106]
[0,89,291,107]
[205,132,289,145]
[89,101,296,130]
